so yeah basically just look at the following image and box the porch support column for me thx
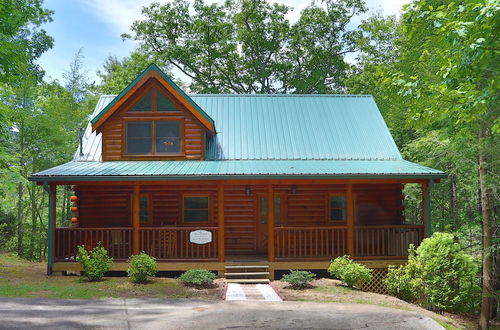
[217,182,225,262]
[347,183,354,257]
[43,182,56,275]
[267,184,275,262]
[132,184,140,255]
[422,180,433,238]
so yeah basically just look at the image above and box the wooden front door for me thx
[256,194,285,254]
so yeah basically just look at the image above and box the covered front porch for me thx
[45,178,434,275]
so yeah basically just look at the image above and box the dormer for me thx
[91,64,215,161]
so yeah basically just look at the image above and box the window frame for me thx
[123,118,185,157]
[182,194,211,224]
[328,193,347,223]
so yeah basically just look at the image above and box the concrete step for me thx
[225,265,269,269]
[225,279,270,284]
[224,272,270,276]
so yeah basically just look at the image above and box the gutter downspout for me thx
[43,182,54,275]
[425,179,434,237]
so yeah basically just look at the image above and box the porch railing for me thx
[354,225,424,259]
[139,227,218,260]
[275,226,348,260]
[274,224,424,260]
[55,227,133,261]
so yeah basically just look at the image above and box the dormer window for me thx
[125,120,183,155]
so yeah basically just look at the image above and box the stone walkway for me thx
[225,283,282,301]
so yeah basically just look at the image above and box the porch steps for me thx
[226,279,270,283]
[224,264,270,283]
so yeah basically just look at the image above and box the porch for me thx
[44,179,433,277]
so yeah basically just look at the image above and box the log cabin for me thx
[30,64,446,288]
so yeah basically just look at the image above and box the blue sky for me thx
[37,0,409,85]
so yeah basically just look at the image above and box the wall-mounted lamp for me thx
[290,184,297,194]
[245,185,252,196]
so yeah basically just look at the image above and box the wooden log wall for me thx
[74,183,404,255]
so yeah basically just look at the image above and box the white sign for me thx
[189,230,212,245]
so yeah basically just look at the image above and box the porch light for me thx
[291,184,297,194]
[245,185,252,196]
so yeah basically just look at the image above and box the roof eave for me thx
[29,172,447,183]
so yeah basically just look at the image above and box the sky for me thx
[37,0,410,85]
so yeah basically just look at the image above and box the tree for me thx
[0,0,54,84]
[124,0,366,93]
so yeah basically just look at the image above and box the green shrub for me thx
[127,252,157,283]
[384,233,480,313]
[328,255,372,288]
[76,244,113,281]
[282,270,316,289]
[179,269,216,288]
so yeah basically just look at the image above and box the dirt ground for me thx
[274,278,486,330]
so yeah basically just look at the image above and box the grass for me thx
[0,253,221,300]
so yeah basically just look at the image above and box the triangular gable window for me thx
[130,91,152,112]
[157,90,177,111]
[128,88,177,112]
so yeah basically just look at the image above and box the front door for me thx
[256,194,285,254]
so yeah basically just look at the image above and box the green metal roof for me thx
[90,64,215,130]
[30,160,446,182]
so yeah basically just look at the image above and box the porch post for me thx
[217,182,225,262]
[422,180,433,238]
[132,184,140,255]
[267,184,275,262]
[347,183,354,257]
[43,182,56,275]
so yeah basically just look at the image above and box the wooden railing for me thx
[275,226,348,260]
[139,227,218,260]
[55,227,133,261]
[354,225,424,259]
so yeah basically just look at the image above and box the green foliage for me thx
[179,269,215,288]
[0,0,54,84]
[76,245,113,281]
[328,256,372,288]
[127,252,157,283]
[282,270,316,289]
[124,0,366,93]
[385,233,480,313]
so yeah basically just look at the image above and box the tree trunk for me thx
[16,182,24,257]
[479,132,493,329]
[29,184,37,260]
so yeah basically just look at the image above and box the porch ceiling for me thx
[30,159,446,182]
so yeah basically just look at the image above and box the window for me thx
[139,195,150,223]
[129,194,151,224]
[125,120,182,155]
[128,88,177,112]
[330,195,346,221]
[126,122,152,154]
[155,121,181,153]
[183,196,209,222]
[259,196,283,224]
[130,91,152,112]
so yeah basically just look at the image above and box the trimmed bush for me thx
[179,269,216,288]
[327,255,372,288]
[282,270,316,289]
[76,244,113,281]
[385,232,480,313]
[127,252,157,283]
